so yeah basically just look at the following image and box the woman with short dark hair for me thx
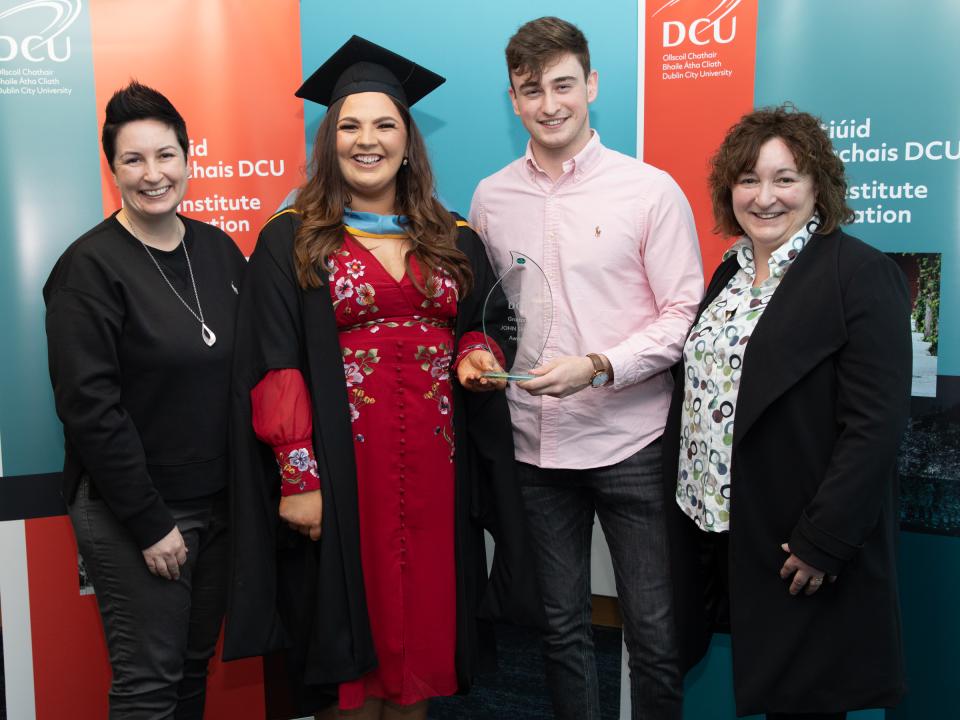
[664,105,911,719]
[44,81,245,718]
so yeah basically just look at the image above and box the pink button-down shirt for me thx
[469,133,703,469]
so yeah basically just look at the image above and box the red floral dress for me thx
[250,233,498,709]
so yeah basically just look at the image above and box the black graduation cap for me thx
[296,35,445,108]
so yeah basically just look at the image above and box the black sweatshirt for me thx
[44,213,246,548]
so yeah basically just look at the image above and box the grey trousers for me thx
[68,478,229,720]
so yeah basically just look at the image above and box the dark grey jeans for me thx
[518,439,682,720]
[68,478,228,720]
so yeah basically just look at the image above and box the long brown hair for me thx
[293,95,473,296]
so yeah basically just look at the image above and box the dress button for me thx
[400,537,406,544]
[399,414,405,420]
[399,438,406,445]
[399,425,406,432]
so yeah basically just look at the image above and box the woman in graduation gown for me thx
[223,37,540,719]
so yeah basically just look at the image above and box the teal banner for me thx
[756,3,960,718]
[0,0,101,475]
[756,1,960,533]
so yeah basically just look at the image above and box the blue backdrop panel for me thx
[0,0,102,476]
[754,2,958,717]
[297,0,638,217]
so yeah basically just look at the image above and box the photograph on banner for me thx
[887,253,940,398]
[898,377,960,536]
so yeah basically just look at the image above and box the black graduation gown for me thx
[223,209,542,706]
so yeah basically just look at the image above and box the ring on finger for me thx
[809,576,824,586]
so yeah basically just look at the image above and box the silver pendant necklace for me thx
[123,212,216,347]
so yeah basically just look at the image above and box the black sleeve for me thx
[456,224,517,370]
[45,257,174,549]
[789,254,912,574]
[233,214,304,386]
[455,222,544,628]
[224,213,306,660]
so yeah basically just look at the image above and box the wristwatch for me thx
[586,353,610,388]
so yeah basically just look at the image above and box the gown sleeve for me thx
[251,368,321,496]
[452,330,505,370]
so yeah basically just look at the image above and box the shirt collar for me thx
[524,130,603,182]
[724,215,820,279]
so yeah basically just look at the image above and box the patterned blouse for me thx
[676,217,819,531]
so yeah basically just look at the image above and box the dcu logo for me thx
[654,0,739,47]
[0,0,81,63]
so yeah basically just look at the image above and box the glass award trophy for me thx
[481,252,553,381]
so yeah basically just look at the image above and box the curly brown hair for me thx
[292,95,473,296]
[709,104,854,237]
[505,16,590,87]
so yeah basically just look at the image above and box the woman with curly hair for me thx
[224,36,539,720]
[664,105,911,719]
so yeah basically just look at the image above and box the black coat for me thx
[223,210,542,707]
[663,229,911,715]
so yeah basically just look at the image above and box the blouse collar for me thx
[724,215,820,279]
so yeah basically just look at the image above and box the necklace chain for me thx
[121,212,215,347]
[127,216,205,323]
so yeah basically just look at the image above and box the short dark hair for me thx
[101,81,189,168]
[709,104,854,237]
[505,16,590,88]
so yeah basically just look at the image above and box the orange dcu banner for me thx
[643,0,758,274]
[90,0,306,256]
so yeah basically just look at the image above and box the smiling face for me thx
[509,52,597,165]
[111,119,188,225]
[732,136,817,263]
[335,91,408,213]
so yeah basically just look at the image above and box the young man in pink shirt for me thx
[469,16,703,720]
